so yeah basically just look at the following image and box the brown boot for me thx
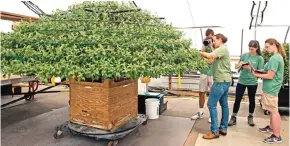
[202,132,220,139]
[219,129,227,136]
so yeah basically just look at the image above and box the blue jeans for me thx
[207,82,231,133]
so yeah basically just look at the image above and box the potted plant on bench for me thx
[1,1,206,130]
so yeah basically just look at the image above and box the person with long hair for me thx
[228,40,264,127]
[200,33,232,139]
[252,38,286,144]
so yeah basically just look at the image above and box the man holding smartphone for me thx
[191,29,214,123]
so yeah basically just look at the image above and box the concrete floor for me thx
[1,85,289,146]
[1,86,194,146]
[1,86,69,128]
[164,98,289,146]
[1,106,194,146]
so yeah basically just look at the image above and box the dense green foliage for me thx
[283,43,289,85]
[1,1,206,83]
[262,43,289,85]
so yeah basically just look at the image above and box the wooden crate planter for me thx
[69,79,138,131]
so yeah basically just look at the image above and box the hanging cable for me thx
[254,1,261,39]
[186,1,199,47]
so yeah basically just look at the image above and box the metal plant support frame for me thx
[249,1,268,39]
[21,1,49,17]
[249,1,289,46]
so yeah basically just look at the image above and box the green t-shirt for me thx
[262,53,284,96]
[212,45,232,82]
[200,46,212,76]
[238,52,264,85]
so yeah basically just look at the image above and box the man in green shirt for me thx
[191,29,214,123]
[252,38,285,144]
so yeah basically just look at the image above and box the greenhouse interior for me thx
[0,1,289,146]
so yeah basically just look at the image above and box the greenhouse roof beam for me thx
[0,11,39,22]
[174,26,223,29]
[252,24,290,27]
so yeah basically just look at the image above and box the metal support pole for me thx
[168,75,172,90]
[145,83,149,94]
[254,1,261,40]
[200,28,203,41]
[178,74,181,88]
[284,26,290,44]
[241,29,244,56]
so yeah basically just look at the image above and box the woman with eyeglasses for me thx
[252,38,286,144]
[228,40,264,127]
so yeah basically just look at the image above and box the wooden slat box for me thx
[69,79,138,131]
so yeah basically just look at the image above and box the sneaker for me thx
[208,117,211,123]
[259,125,273,133]
[248,115,255,127]
[202,132,220,139]
[191,112,204,120]
[228,116,236,126]
[263,134,282,144]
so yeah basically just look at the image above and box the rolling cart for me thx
[54,114,148,146]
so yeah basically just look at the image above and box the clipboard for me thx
[238,61,267,74]
[248,62,267,74]
[237,61,250,72]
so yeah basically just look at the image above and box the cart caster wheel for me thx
[25,96,32,101]
[264,110,270,115]
[54,130,64,139]
[108,140,118,146]
[142,120,148,125]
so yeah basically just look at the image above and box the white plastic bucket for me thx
[145,98,160,119]
[55,77,61,83]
